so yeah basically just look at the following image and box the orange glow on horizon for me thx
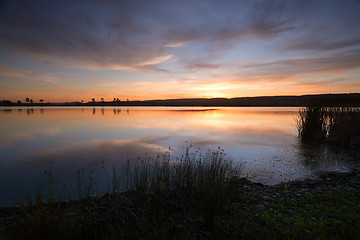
[1,72,359,103]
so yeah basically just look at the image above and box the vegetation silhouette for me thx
[2,148,360,239]
[297,106,360,148]
[4,147,243,238]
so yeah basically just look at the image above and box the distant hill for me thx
[136,93,360,107]
[1,93,360,107]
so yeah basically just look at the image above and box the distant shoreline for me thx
[1,93,360,107]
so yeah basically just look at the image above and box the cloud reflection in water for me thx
[0,107,358,205]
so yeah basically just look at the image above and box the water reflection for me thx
[298,142,357,173]
[23,138,170,168]
[0,106,358,205]
[17,138,169,179]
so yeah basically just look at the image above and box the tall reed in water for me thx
[297,106,360,148]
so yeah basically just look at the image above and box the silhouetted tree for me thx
[17,100,21,104]
[39,99,44,103]
[113,98,116,102]
[1,100,11,105]
[116,98,120,102]
[81,100,84,103]
[30,99,33,104]
[26,98,30,103]
[101,97,104,102]
[92,98,95,102]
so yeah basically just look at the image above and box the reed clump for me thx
[297,106,360,148]
[119,147,241,229]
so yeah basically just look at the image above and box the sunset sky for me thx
[0,0,360,102]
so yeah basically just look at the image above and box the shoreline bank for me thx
[1,170,359,239]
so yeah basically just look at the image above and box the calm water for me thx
[0,107,358,206]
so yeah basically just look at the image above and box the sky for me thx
[0,0,360,102]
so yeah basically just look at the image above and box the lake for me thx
[0,106,358,206]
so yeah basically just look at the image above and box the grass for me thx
[1,148,360,239]
[297,106,360,148]
[224,182,360,239]
[3,147,242,239]
[6,200,75,240]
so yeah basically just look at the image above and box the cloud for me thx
[245,0,297,39]
[1,0,359,101]
[0,0,297,72]
[295,78,346,87]
[138,54,172,66]
[286,38,360,52]
[162,1,296,49]
[36,74,59,85]
[164,42,188,48]
[0,63,31,78]
[0,1,171,71]
[193,63,219,69]
[0,62,60,86]
[241,48,360,78]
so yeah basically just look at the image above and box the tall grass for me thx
[100,147,242,228]
[326,107,360,147]
[5,147,243,239]
[297,106,360,148]
[126,147,241,228]
[74,168,98,199]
